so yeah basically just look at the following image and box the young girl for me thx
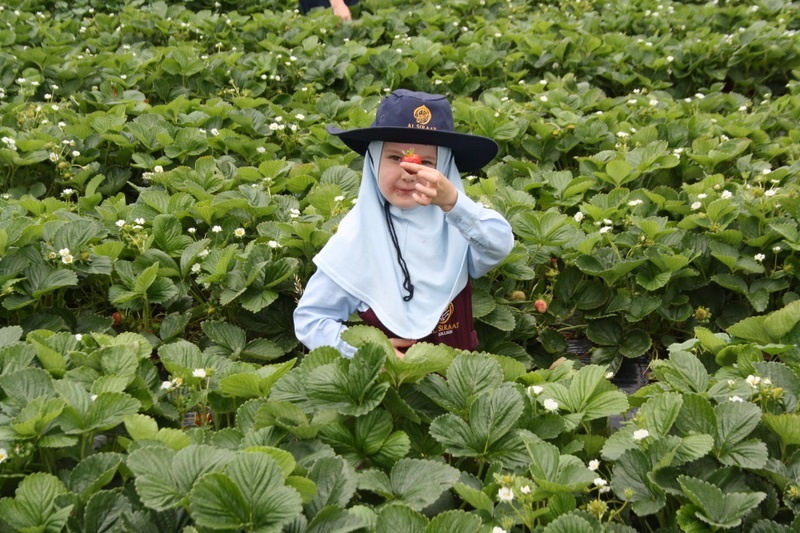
[293,89,514,358]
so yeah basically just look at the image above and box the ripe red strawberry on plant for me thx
[401,148,422,165]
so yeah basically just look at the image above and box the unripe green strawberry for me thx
[509,290,526,301]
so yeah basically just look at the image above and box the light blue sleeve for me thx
[444,192,515,278]
[293,270,360,358]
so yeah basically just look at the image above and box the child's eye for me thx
[422,160,436,167]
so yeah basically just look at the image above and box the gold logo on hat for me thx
[413,105,432,125]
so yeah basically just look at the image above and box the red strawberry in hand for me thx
[401,149,422,165]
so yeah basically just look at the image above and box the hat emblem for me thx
[413,105,432,126]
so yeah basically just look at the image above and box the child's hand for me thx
[400,162,458,212]
[330,0,352,20]
[390,338,416,360]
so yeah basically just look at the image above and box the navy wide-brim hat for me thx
[327,89,499,172]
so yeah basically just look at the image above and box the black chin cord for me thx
[383,201,414,301]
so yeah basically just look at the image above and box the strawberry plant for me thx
[0,0,799,530]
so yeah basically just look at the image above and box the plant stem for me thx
[475,459,486,481]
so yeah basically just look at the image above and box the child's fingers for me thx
[414,169,438,186]
[412,192,432,206]
[391,338,416,348]
[412,183,438,206]
[414,181,436,196]
[391,338,415,359]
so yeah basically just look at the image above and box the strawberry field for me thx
[1,0,800,531]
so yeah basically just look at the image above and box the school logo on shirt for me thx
[439,302,454,324]
[437,302,459,336]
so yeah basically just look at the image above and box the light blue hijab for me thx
[314,141,470,339]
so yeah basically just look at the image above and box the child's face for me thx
[378,142,438,209]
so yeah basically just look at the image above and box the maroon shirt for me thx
[358,282,478,350]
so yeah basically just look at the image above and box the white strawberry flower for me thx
[497,487,514,502]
